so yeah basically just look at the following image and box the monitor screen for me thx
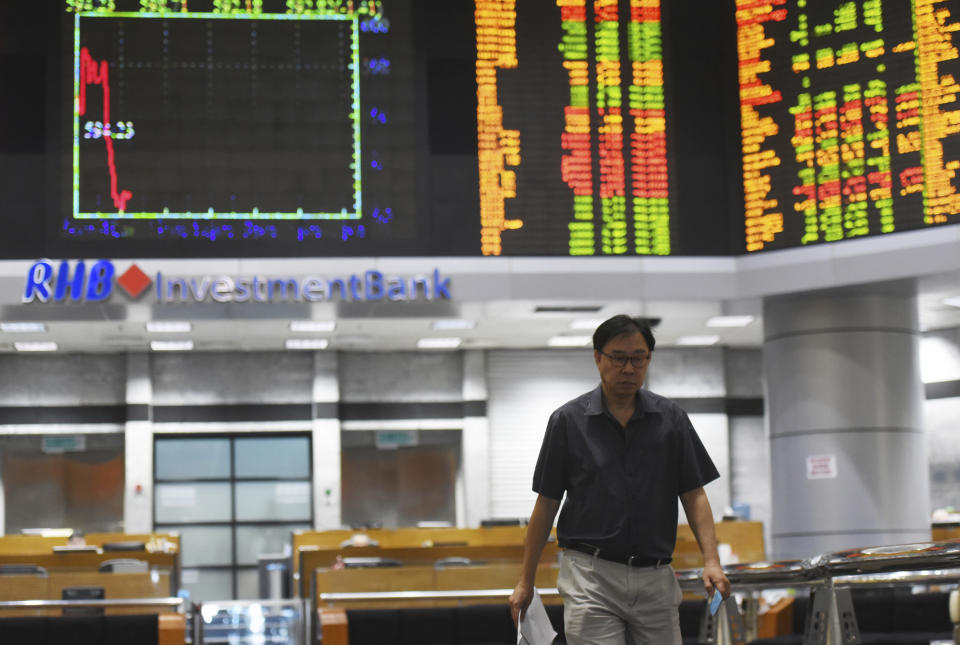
[1,0,741,258]
[735,0,960,252]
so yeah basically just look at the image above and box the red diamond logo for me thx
[117,264,152,299]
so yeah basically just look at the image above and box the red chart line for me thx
[79,47,132,212]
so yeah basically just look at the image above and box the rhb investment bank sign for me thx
[22,260,453,304]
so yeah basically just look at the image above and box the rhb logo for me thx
[23,260,152,303]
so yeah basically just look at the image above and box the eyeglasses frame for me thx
[597,350,651,368]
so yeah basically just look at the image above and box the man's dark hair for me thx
[593,315,656,352]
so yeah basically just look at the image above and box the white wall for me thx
[7,334,953,545]
[484,347,735,524]
[486,349,599,520]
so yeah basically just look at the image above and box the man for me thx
[509,314,730,644]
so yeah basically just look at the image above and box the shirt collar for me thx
[586,384,649,419]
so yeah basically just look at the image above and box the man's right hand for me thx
[508,580,534,627]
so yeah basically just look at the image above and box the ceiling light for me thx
[430,319,476,331]
[289,320,336,333]
[417,337,462,349]
[676,335,720,346]
[14,341,58,352]
[285,338,329,350]
[706,315,755,328]
[150,340,194,351]
[943,296,960,308]
[145,321,192,333]
[569,318,605,330]
[1,322,48,333]
[547,335,592,347]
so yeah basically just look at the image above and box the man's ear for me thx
[593,350,602,367]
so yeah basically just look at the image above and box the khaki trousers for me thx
[557,549,682,645]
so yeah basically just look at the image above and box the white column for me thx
[0,455,5,535]
[461,349,490,527]
[764,280,931,560]
[124,352,154,533]
[312,351,341,529]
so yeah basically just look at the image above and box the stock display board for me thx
[737,0,960,252]
[476,0,672,256]
[0,1,738,257]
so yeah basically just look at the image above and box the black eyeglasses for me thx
[598,350,650,368]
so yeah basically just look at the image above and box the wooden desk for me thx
[932,525,960,541]
[314,562,560,609]
[292,526,535,582]
[673,521,765,569]
[0,532,180,556]
[756,596,795,639]
[297,521,764,597]
[300,542,558,598]
[0,571,172,616]
[0,548,180,597]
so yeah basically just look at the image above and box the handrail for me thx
[320,588,561,602]
[830,568,960,586]
[677,559,818,589]
[675,537,960,591]
[809,538,960,576]
[0,597,185,610]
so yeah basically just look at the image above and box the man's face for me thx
[594,331,651,398]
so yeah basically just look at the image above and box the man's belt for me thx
[566,542,671,567]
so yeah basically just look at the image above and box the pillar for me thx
[124,352,153,533]
[312,351,341,529]
[461,349,490,527]
[763,280,930,560]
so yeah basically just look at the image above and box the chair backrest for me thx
[98,558,149,573]
[342,557,403,569]
[433,557,474,568]
[480,518,525,527]
[102,541,146,552]
[0,564,48,576]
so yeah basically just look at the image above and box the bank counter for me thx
[0,532,186,645]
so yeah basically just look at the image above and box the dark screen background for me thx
[0,1,742,258]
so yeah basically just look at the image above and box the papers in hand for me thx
[517,588,557,645]
[709,589,723,616]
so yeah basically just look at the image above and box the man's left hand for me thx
[702,561,731,599]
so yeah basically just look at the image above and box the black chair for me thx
[0,564,47,576]
[480,519,526,527]
[97,559,149,573]
[0,615,158,645]
[434,557,475,568]
[62,586,105,617]
[342,557,403,568]
[101,541,146,552]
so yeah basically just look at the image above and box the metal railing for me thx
[676,538,960,590]
[675,537,960,645]
[0,597,185,610]
[319,588,560,603]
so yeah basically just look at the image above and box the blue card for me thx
[709,590,723,616]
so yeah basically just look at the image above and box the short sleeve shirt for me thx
[532,385,719,560]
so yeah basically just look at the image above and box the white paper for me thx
[516,588,557,645]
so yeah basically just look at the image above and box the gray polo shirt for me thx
[532,385,719,561]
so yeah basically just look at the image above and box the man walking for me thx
[509,315,730,644]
